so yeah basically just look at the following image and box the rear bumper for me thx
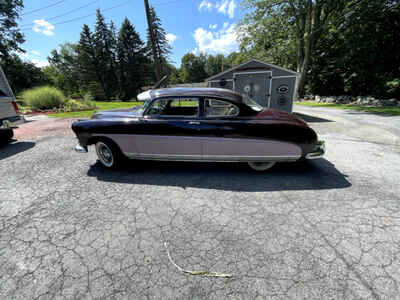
[0,115,25,129]
[305,141,325,160]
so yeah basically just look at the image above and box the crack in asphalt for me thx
[1,114,400,299]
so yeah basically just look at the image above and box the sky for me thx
[17,0,246,68]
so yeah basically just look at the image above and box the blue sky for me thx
[17,0,245,68]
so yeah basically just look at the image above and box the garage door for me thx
[233,72,271,107]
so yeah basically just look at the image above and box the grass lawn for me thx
[49,101,143,118]
[295,101,400,116]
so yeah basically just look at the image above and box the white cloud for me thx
[216,0,236,18]
[166,33,177,44]
[199,0,236,18]
[192,48,199,55]
[30,59,49,68]
[209,24,218,29]
[199,0,212,11]
[193,23,238,55]
[227,0,236,18]
[31,50,41,56]
[33,19,55,36]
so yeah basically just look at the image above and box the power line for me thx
[20,0,99,28]
[21,0,66,16]
[20,1,130,31]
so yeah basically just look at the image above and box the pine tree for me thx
[77,24,106,99]
[94,9,118,99]
[147,6,171,78]
[117,18,150,100]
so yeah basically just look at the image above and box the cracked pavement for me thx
[1,108,400,299]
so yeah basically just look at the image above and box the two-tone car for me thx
[72,88,325,171]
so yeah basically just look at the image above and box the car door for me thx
[135,97,202,159]
[200,98,247,159]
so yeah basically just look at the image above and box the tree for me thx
[0,0,24,58]
[308,0,400,98]
[0,55,49,94]
[47,43,80,96]
[94,9,119,99]
[239,0,346,97]
[77,24,105,99]
[147,6,171,78]
[180,53,207,83]
[117,18,150,100]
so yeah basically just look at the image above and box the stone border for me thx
[300,95,400,107]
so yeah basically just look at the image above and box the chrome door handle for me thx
[188,121,200,125]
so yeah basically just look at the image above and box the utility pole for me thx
[144,0,161,81]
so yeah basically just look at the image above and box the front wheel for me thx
[248,161,276,171]
[95,140,124,169]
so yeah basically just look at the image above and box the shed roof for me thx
[206,59,299,81]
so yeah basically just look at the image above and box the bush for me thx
[63,99,97,112]
[23,86,66,110]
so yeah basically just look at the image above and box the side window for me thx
[205,99,239,117]
[146,98,199,117]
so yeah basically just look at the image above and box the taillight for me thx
[12,101,19,113]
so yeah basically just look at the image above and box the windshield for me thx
[243,94,263,112]
[135,99,152,116]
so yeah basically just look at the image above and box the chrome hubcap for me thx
[96,142,114,167]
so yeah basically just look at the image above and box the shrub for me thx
[63,99,97,112]
[23,86,66,110]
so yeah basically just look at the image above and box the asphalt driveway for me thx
[1,108,399,299]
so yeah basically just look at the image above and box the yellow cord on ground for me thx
[164,242,232,278]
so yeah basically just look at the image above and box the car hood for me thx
[91,108,141,119]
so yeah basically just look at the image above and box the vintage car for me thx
[72,88,325,171]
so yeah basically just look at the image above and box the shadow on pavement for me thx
[0,141,35,161]
[294,112,333,123]
[87,159,351,192]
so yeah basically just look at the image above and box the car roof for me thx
[139,87,244,103]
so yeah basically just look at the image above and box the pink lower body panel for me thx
[95,134,302,162]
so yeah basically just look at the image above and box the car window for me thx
[146,98,199,117]
[205,98,239,117]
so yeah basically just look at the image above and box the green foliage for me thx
[1,55,51,94]
[50,101,142,118]
[22,86,66,110]
[46,43,80,96]
[147,6,171,77]
[0,0,24,58]
[180,53,208,83]
[117,18,150,100]
[63,99,97,112]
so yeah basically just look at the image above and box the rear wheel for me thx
[95,140,124,169]
[248,161,276,171]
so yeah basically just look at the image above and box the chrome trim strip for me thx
[123,153,300,162]
[306,141,325,160]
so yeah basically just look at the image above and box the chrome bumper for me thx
[75,144,88,153]
[0,115,25,129]
[306,141,325,160]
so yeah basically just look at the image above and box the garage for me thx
[207,59,299,113]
